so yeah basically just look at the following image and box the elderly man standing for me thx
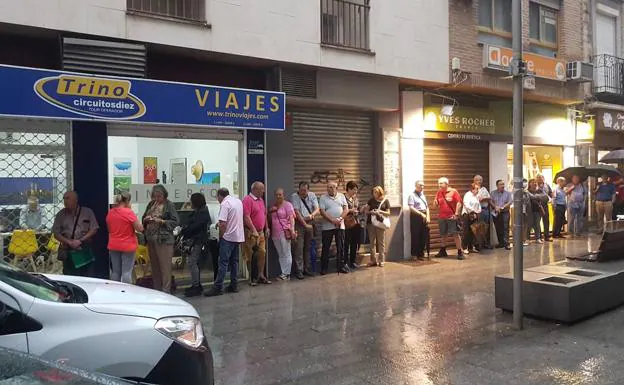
[319,182,349,275]
[52,191,99,276]
[408,180,430,260]
[291,181,319,279]
[434,177,464,260]
[490,179,512,250]
[205,188,244,297]
[241,181,270,285]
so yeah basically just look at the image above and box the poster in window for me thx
[113,176,131,195]
[113,158,132,177]
[143,157,158,184]
[383,129,401,207]
[0,177,55,205]
[170,158,187,185]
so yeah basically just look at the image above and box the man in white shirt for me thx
[319,182,349,275]
[205,188,245,297]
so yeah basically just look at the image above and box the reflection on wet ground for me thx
[189,235,624,384]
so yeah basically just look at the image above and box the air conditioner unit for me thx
[567,61,593,82]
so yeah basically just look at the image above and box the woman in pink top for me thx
[268,188,296,280]
[106,192,144,283]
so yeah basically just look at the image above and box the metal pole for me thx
[512,0,524,330]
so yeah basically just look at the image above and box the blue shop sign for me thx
[0,65,285,131]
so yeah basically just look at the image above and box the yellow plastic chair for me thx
[45,235,63,274]
[133,244,151,280]
[8,230,38,272]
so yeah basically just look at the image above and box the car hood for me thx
[46,275,199,320]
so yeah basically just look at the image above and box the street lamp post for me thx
[511,0,524,330]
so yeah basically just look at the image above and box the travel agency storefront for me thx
[0,64,285,279]
[421,100,576,249]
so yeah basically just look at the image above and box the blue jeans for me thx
[479,207,490,223]
[569,206,584,235]
[213,239,240,291]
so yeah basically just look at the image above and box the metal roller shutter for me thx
[292,109,375,199]
[424,139,489,251]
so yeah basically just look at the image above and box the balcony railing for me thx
[321,0,370,51]
[593,54,624,99]
[127,0,204,22]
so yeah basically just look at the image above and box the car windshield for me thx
[0,260,62,302]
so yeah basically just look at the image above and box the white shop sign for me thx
[130,184,220,203]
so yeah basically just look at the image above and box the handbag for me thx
[344,215,359,229]
[176,234,195,255]
[68,246,95,269]
[57,207,82,263]
[371,198,391,230]
[275,205,295,240]
[344,197,359,229]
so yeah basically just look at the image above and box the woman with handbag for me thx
[106,192,143,284]
[364,186,391,267]
[142,185,179,293]
[269,188,296,280]
[180,193,212,297]
[343,181,361,270]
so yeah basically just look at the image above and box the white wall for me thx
[0,0,449,83]
[399,91,425,259]
[107,136,239,219]
[489,142,508,191]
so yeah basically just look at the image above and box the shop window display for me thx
[108,136,240,284]
[507,144,563,235]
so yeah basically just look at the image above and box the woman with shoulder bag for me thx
[142,185,179,293]
[180,193,212,297]
[343,181,361,270]
[269,188,296,280]
[107,192,144,284]
[364,186,391,267]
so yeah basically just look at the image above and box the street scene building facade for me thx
[6,1,624,385]
[0,0,448,279]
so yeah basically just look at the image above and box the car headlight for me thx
[154,316,204,349]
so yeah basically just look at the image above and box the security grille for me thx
[0,121,72,274]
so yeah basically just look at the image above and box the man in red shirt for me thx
[434,177,465,259]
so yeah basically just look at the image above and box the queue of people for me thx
[405,172,611,261]
[46,170,620,299]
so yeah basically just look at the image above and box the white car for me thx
[0,260,214,385]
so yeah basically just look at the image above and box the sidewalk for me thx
[188,235,621,385]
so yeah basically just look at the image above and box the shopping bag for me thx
[490,220,499,248]
[68,247,95,269]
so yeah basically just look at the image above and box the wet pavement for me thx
[189,235,624,385]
